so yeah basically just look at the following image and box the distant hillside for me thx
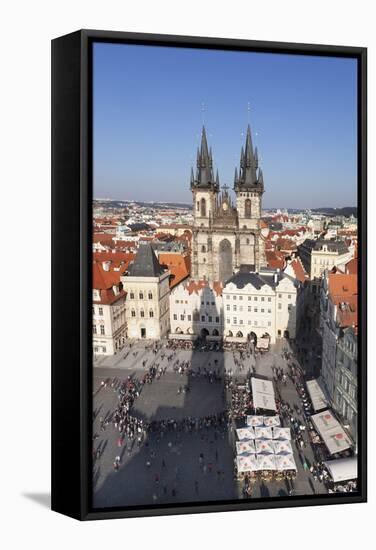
[311,207,357,218]
[94,199,192,210]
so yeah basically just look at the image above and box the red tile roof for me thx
[184,279,223,297]
[92,262,126,305]
[328,272,358,330]
[93,251,135,271]
[159,253,190,288]
[287,257,309,283]
[265,250,285,270]
[345,258,357,275]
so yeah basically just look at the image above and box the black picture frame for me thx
[51,29,367,521]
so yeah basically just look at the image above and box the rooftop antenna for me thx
[247,101,251,124]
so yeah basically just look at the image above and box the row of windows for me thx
[173,314,191,321]
[129,291,153,300]
[173,314,220,323]
[313,258,334,265]
[131,309,154,318]
[227,318,272,327]
[226,295,273,302]
[226,305,272,313]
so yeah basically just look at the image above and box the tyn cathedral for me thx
[191,125,266,282]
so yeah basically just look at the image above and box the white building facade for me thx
[222,269,298,343]
[92,263,127,356]
[168,268,299,344]
[121,244,170,339]
[169,280,224,339]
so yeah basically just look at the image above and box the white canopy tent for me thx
[311,410,353,455]
[251,378,277,411]
[236,427,256,441]
[246,415,264,427]
[323,457,357,482]
[275,454,297,471]
[236,454,258,473]
[254,426,273,439]
[273,440,293,455]
[236,440,256,455]
[272,427,292,440]
[306,379,328,412]
[256,454,277,470]
[263,416,281,427]
[255,439,275,454]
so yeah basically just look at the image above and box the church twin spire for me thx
[190,126,219,190]
[234,124,264,192]
[191,124,264,193]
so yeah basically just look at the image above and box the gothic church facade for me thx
[191,125,266,282]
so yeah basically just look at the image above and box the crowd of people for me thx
[93,338,357,500]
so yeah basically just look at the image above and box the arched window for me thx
[236,331,243,338]
[212,329,219,336]
[219,239,232,282]
[245,199,252,218]
[201,245,206,253]
[200,197,206,217]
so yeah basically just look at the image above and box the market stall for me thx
[251,377,277,411]
[272,426,292,440]
[246,415,264,427]
[323,457,357,483]
[306,379,328,412]
[263,415,281,427]
[236,427,256,440]
[275,454,297,471]
[254,426,273,439]
[273,440,293,455]
[236,440,256,455]
[255,439,275,454]
[236,454,258,473]
[311,410,353,455]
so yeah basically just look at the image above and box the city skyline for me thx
[93,43,357,208]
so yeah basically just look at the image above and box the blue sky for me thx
[93,42,357,208]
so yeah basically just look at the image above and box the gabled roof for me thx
[184,279,223,297]
[225,270,280,290]
[159,253,190,288]
[127,244,165,278]
[327,272,358,330]
[285,257,309,283]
